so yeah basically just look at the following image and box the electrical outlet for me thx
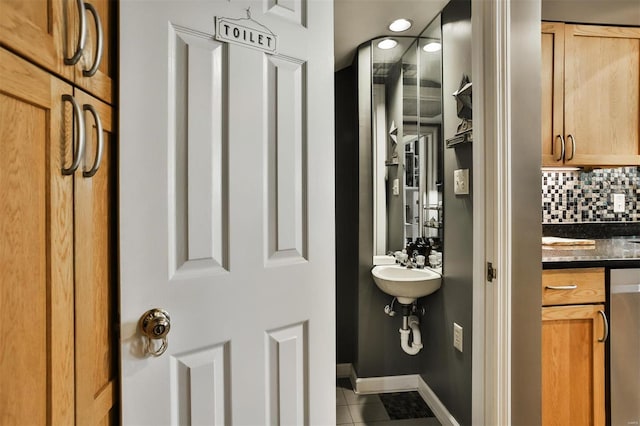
[454,169,469,195]
[453,323,463,352]
[393,178,399,196]
[613,193,625,213]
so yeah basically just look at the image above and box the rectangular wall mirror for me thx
[371,15,443,259]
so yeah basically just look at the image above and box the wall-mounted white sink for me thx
[371,264,442,304]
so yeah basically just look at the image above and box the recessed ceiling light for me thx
[377,38,398,50]
[423,42,442,52]
[389,18,412,32]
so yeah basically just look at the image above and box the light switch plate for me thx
[453,322,463,352]
[613,193,625,213]
[393,178,400,196]
[454,169,469,195]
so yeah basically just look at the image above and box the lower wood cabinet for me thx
[0,47,116,425]
[542,304,606,426]
[541,268,607,426]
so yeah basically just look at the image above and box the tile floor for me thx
[336,378,441,426]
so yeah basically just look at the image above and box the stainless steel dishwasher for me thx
[610,269,640,426]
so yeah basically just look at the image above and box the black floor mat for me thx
[379,391,435,420]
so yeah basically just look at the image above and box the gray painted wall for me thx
[418,1,473,425]
[335,66,359,364]
[355,45,424,377]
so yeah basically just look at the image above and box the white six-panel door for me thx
[119,0,335,423]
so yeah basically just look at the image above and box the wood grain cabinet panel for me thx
[74,0,115,104]
[542,22,640,167]
[542,304,606,426]
[542,267,605,306]
[541,22,565,167]
[74,89,117,425]
[0,47,75,426]
[0,0,75,82]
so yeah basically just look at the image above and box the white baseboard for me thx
[417,376,460,426]
[353,374,419,395]
[337,366,459,426]
[336,363,351,378]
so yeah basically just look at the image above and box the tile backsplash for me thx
[542,167,640,223]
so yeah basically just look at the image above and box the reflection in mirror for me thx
[371,15,443,261]
[417,15,443,247]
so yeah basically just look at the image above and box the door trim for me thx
[472,0,542,424]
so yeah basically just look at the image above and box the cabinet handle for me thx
[82,104,104,178]
[566,134,576,161]
[82,3,103,77]
[544,284,577,290]
[61,94,86,175]
[598,311,609,343]
[598,310,609,343]
[554,134,565,162]
[65,0,87,65]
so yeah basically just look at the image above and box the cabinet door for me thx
[74,89,117,424]
[564,24,640,166]
[542,304,606,426]
[74,0,114,104]
[0,0,77,82]
[0,48,75,425]
[541,22,565,167]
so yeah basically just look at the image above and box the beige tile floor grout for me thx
[336,380,442,426]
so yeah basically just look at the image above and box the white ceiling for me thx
[333,0,640,71]
[333,0,450,70]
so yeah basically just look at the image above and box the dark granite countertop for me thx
[542,236,640,267]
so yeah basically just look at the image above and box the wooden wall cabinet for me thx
[541,22,640,167]
[0,0,115,103]
[541,268,607,426]
[0,0,117,420]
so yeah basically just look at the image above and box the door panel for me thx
[168,24,229,279]
[119,1,335,424]
[170,343,230,425]
[265,55,308,264]
[266,322,307,424]
[0,47,75,425]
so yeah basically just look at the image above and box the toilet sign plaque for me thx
[215,17,277,54]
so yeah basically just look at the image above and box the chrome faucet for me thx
[404,250,420,269]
